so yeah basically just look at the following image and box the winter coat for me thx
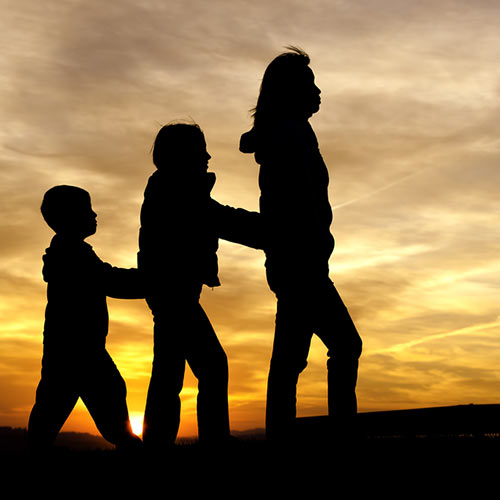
[138,168,262,302]
[42,234,143,350]
[240,118,335,290]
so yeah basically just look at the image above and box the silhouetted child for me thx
[240,47,362,441]
[138,122,262,448]
[28,185,143,452]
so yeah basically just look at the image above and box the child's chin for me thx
[85,226,97,237]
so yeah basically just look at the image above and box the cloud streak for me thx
[371,317,500,354]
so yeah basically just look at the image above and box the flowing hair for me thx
[251,46,311,127]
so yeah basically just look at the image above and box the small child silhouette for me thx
[28,185,143,452]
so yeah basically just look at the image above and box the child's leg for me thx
[142,310,187,449]
[186,304,230,444]
[314,279,362,421]
[265,294,314,441]
[27,352,79,450]
[79,349,140,448]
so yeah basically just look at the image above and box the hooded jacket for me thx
[42,234,143,350]
[240,118,335,289]
[138,168,263,303]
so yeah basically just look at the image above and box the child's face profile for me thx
[70,195,97,238]
[184,133,211,174]
[295,66,321,117]
[154,125,212,175]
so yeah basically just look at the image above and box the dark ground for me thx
[2,405,499,494]
[2,434,498,495]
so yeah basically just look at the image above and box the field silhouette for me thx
[3,404,500,492]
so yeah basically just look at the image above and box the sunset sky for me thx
[2,0,500,438]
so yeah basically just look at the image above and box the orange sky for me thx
[2,0,500,438]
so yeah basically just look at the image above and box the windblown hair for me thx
[252,46,311,126]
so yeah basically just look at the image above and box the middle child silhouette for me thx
[138,122,262,449]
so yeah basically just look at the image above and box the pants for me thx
[28,347,135,449]
[142,294,230,447]
[265,277,362,440]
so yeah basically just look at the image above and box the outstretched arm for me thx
[209,199,264,250]
[102,264,145,299]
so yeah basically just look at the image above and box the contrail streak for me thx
[369,317,500,355]
[332,167,429,210]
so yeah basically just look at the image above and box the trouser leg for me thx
[265,278,362,439]
[186,304,230,444]
[143,289,230,447]
[80,350,139,447]
[143,315,186,449]
[27,354,79,450]
[315,280,362,420]
[266,297,313,441]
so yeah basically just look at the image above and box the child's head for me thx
[253,46,321,124]
[152,122,211,174]
[41,185,97,238]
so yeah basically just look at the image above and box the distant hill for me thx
[0,426,265,453]
[232,428,265,440]
[0,427,113,453]
[295,403,500,440]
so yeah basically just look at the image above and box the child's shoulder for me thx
[43,234,99,269]
[42,238,103,286]
[143,169,167,196]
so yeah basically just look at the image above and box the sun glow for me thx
[130,413,144,436]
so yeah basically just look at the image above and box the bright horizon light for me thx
[130,414,144,436]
